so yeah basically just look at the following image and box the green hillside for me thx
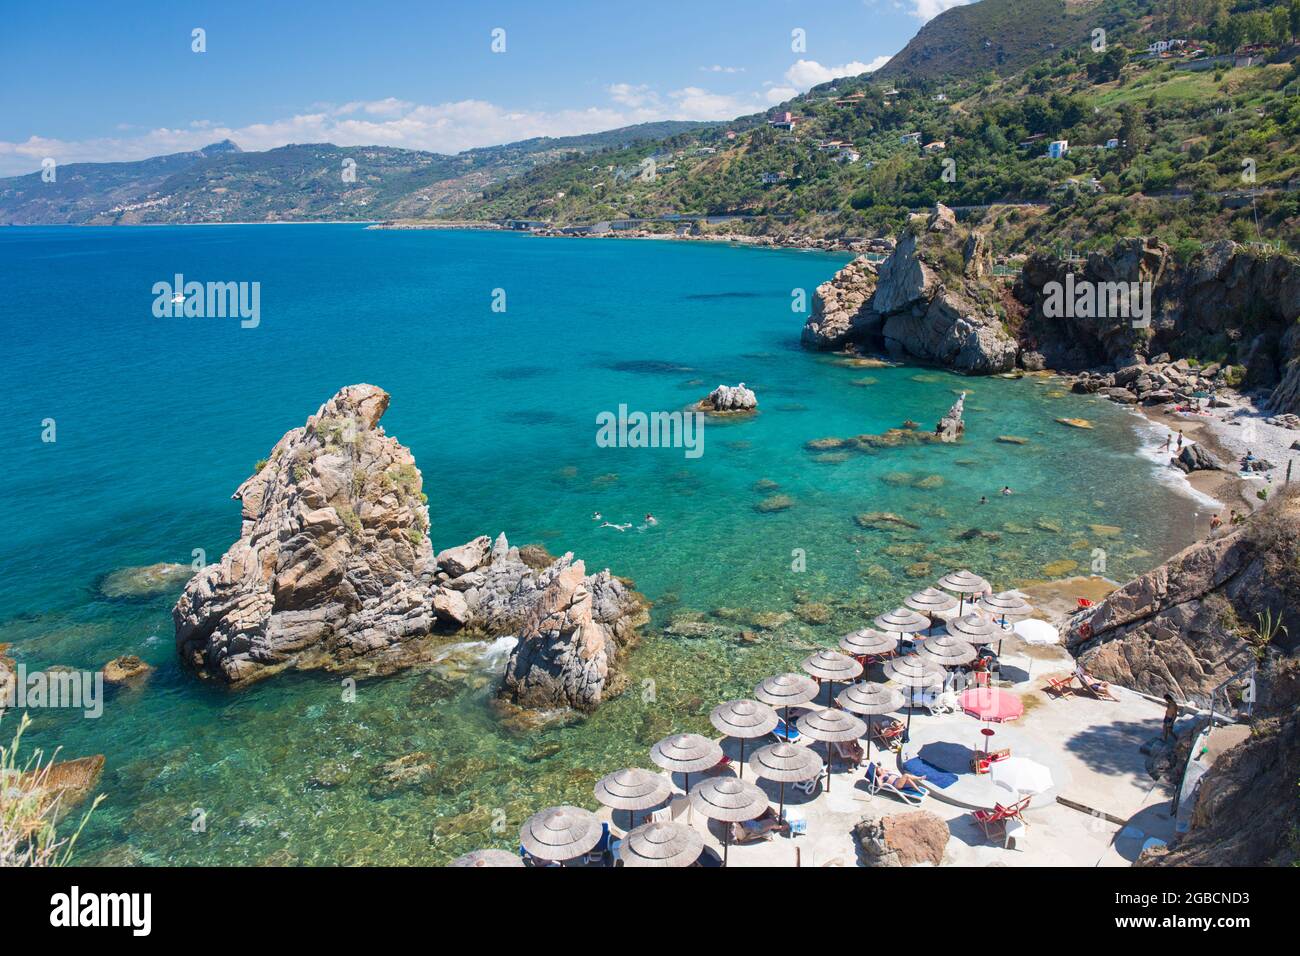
[0,122,710,225]
[452,0,1300,256]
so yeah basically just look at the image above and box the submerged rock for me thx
[99,563,192,600]
[755,495,795,513]
[103,655,152,686]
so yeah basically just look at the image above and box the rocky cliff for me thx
[1068,487,1300,707]
[804,204,1018,373]
[1017,238,1300,410]
[173,384,645,709]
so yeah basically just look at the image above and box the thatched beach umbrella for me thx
[873,607,931,651]
[840,627,899,661]
[883,655,947,736]
[937,569,991,614]
[837,681,905,761]
[754,672,819,735]
[689,776,768,866]
[651,733,723,795]
[977,591,1034,627]
[451,848,525,868]
[905,587,959,634]
[618,820,704,868]
[917,633,978,668]
[801,649,863,705]
[748,742,823,823]
[796,708,866,793]
[711,699,778,779]
[519,805,603,865]
[593,768,673,830]
[948,610,1006,659]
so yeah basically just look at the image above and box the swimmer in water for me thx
[1001,486,1012,496]
[601,522,632,532]
[644,514,658,526]
[979,496,988,505]
[592,512,602,521]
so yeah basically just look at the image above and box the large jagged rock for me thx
[853,811,950,866]
[936,391,966,442]
[698,383,758,413]
[804,256,880,349]
[1017,238,1300,400]
[1067,488,1300,706]
[173,385,646,703]
[500,559,642,711]
[803,205,1016,374]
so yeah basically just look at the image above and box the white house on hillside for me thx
[1047,139,1069,159]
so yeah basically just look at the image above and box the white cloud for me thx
[907,0,972,21]
[700,65,745,74]
[783,57,888,90]
[765,87,799,105]
[607,83,660,109]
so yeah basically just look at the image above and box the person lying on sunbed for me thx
[870,761,927,792]
[1074,663,1114,696]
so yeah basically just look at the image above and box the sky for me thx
[0,0,974,176]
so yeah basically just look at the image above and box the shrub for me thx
[0,714,103,866]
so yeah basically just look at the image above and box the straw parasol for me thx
[618,820,704,868]
[519,805,603,864]
[754,672,819,733]
[874,606,931,636]
[711,699,778,779]
[905,587,959,634]
[689,776,769,866]
[977,591,1034,627]
[837,681,904,761]
[917,633,978,668]
[593,768,673,830]
[937,569,991,614]
[948,610,1007,659]
[839,628,899,660]
[883,655,947,735]
[651,733,724,795]
[801,649,863,705]
[451,848,525,868]
[796,708,866,793]
[748,742,823,822]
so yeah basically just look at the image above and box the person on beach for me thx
[1210,513,1223,532]
[871,761,928,792]
[1176,430,1184,451]
[1230,509,1244,525]
[1162,694,1179,742]
[1162,434,1172,453]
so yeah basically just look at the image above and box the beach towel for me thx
[902,757,958,789]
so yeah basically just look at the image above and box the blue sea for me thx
[0,224,1208,864]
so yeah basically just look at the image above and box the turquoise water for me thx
[1,225,1202,864]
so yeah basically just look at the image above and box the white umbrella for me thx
[991,757,1053,796]
[1014,618,1059,646]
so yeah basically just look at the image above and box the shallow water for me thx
[0,225,1209,864]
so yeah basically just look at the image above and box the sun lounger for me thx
[971,796,1031,842]
[865,762,929,806]
[585,822,611,865]
[871,719,906,749]
[1075,668,1119,701]
[831,739,865,769]
[731,807,789,844]
[1045,674,1076,699]
[771,716,802,744]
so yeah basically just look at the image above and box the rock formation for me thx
[173,385,645,709]
[803,204,1018,373]
[853,811,950,866]
[803,257,879,349]
[1067,486,1300,706]
[1017,239,1300,410]
[698,382,758,413]
[936,391,966,442]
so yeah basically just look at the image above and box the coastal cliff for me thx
[1067,487,1300,706]
[173,384,645,709]
[804,204,1018,374]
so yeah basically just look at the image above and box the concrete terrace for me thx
[594,634,1179,867]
